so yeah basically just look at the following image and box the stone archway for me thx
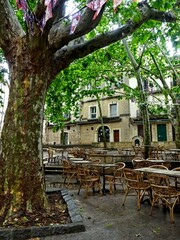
[98,126,110,142]
[132,136,143,147]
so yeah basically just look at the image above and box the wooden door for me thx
[114,130,119,142]
[157,124,167,141]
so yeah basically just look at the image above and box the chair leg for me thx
[109,181,113,195]
[169,207,175,223]
[64,175,67,184]
[77,183,81,195]
[169,197,179,223]
[149,205,153,216]
[122,188,129,206]
[137,190,141,210]
[114,180,116,191]
[99,183,102,195]
[149,195,159,216]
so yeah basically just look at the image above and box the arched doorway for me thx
[98,126,110,142]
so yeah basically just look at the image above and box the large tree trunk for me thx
[0,56,49,223]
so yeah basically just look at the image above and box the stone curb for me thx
[0,189,86,240]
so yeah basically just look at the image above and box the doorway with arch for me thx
[97,126,110,142]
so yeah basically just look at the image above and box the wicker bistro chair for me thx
[132,158,150,169]
[105,162,126,194]
[146,158,171,169]
[90,159,101,173]
[171,167,180,190]
[122,168,151,210]
[76,166,102,198]
[149,164,168,170]
[62,159,77,186]
[147,173,180,223]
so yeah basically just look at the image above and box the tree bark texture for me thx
[0,48,49,222]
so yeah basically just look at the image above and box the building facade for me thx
[44,77,176,149]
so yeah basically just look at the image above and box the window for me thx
[63,113,70,119]
[110,103,117,117]
[90,106,96,119]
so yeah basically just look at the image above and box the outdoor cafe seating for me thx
[62,159,77,186]
[147,173,180,223]
[105,162,126,194]
[133,166,180,223]
[76,165,102,198]
[149,164,168,170]
[133,145,167,160]
[132,157,171,169]
[122,168,151,210]
[89,158,101,172]
[172,167,180,190]
[59,148,180,222]
[132,158,149,169]
[61,156,126,196]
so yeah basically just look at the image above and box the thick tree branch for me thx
[0,0,25,50]
[51,4,177,78]
[48,4,106,51]
[50,1,177,57]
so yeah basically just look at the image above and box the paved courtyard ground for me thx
[39,174,180,240]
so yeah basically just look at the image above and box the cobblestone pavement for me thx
[39,174,180,240]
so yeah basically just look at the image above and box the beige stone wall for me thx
[150,122,175,148]
[44,95,176,149]
[67,125,80,144]
[44,121,175,148]
[81,96,129,119]
[79,124,97,144]
[77,96,135,145]
[78,117,135,145]
[45,127,60,145]
[44,124,81,145]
